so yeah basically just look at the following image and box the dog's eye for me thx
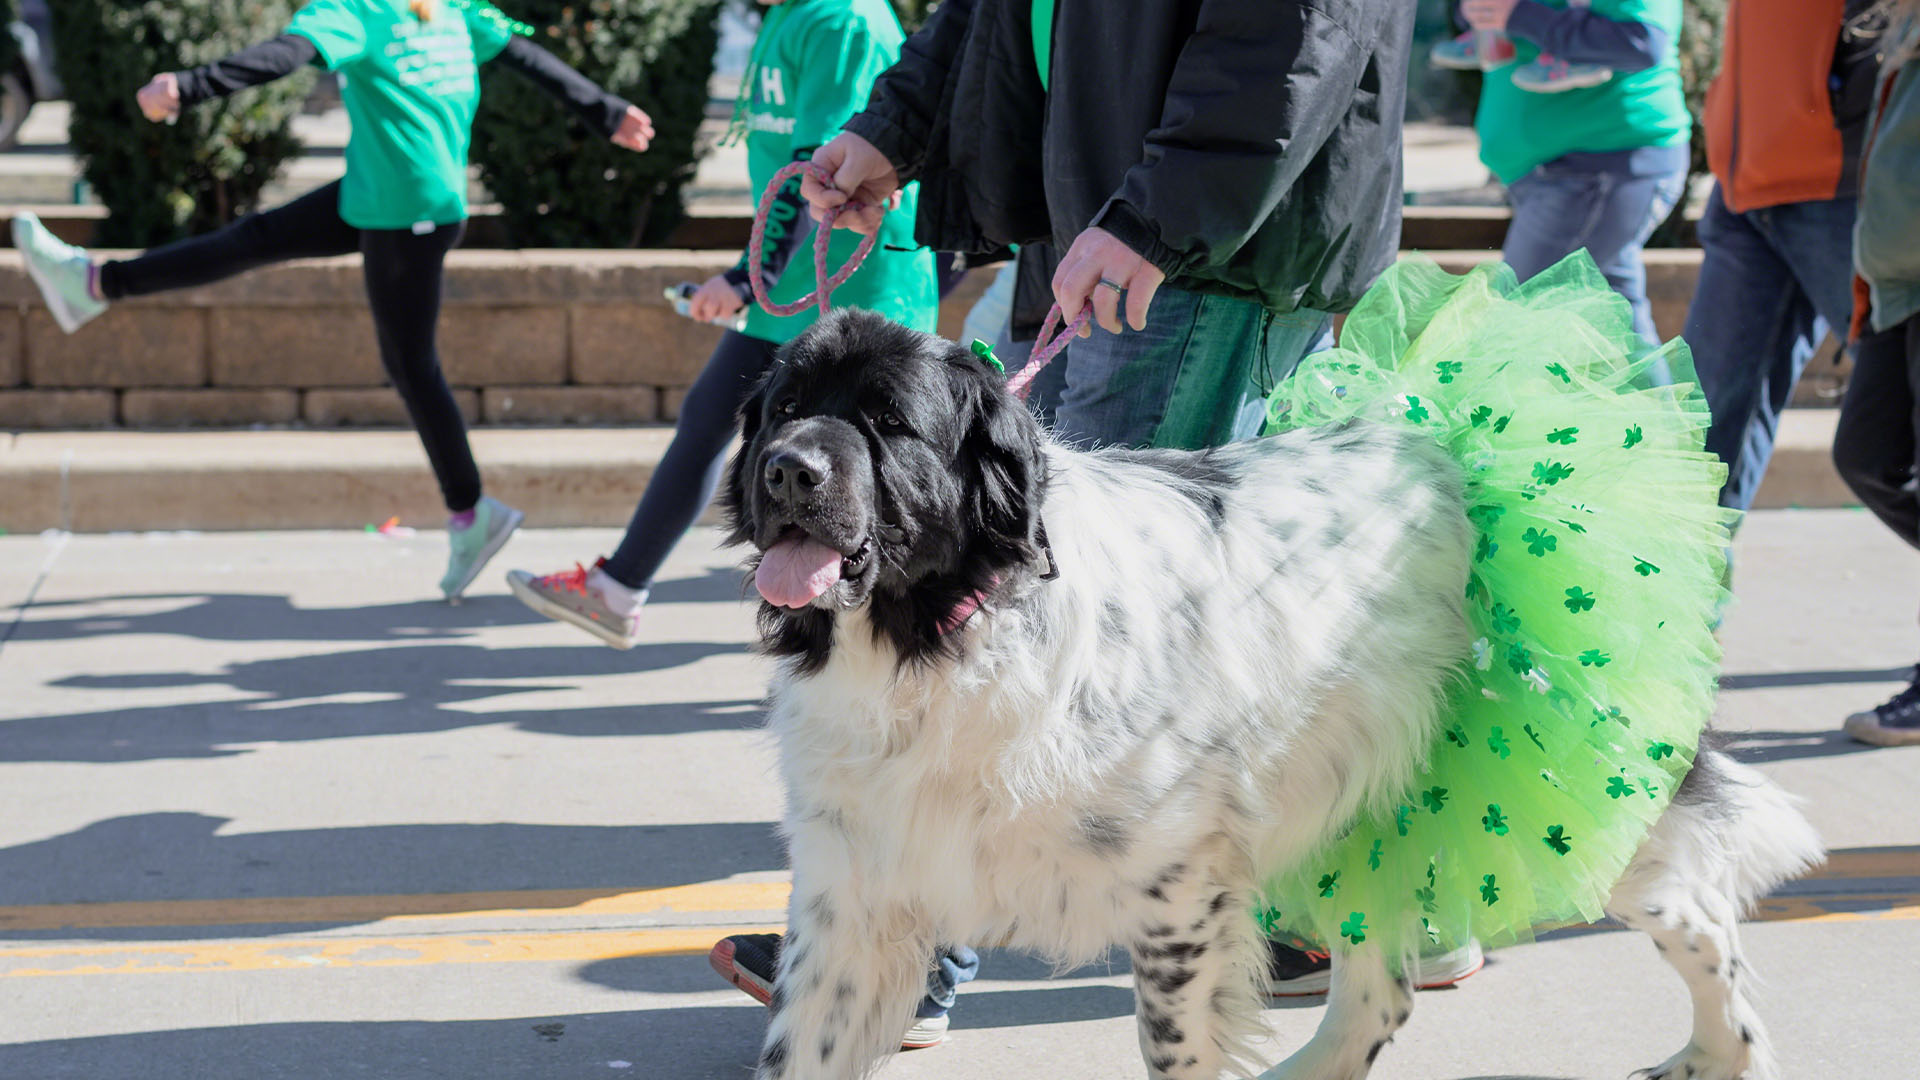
[776,399,798,417]
[879,411,904,429]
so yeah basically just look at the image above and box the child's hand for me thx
[801,132,898,235]
[688,274,745,323]
[611,105,654,152]
[135,73,181,124]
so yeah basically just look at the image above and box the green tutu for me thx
[1256,253,1736,959]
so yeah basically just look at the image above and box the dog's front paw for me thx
[1631,1042,1756,1080]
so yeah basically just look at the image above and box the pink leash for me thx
[748,160,1091,400]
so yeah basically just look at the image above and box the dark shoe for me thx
[709,933,950,1049]
[1266,938,1484,997]
[1843,668,1920,746]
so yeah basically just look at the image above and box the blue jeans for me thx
[922,945,979,1017]
[1503,154,1689,346]
[1684,184,1858,513]
[1025,283,1333,450]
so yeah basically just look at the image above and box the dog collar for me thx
[938,522,1058,636]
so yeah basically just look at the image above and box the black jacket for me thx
[843,0,1414,315]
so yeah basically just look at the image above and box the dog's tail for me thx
[1656,741,1826,913]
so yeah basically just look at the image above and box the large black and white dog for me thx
[724,310,1823,1080]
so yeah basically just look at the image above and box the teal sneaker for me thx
[441,496,524,601]
[13,211,106,333]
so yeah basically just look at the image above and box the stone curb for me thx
[0,410,1851,535]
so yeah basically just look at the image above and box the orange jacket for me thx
[1705,0,1874,212]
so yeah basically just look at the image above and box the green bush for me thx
[472,0,721,247]
[50,0,312,248]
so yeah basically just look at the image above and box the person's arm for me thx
[1502,0,1668,71]
[839,0,977,181]
[1091,0,1381,282]
[489,35,633,139]
[171,34,321,107]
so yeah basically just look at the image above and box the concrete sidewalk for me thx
[0,408,1854,534]
[0,511,1915,1079]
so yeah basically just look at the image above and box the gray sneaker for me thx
[1843,669,1920,747]
[13,211,106,333]
[440,496,523,601]
[506,557,640,649]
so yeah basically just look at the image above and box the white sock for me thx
[589,566,648,616]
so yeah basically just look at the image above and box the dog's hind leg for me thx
[1605,748,1824,1080]
[755,876,932,1080]
[1126,858,1267,1079]
[1256,947,1412,1080]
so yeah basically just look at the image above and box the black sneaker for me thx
[1843,668,1920,746]
[708,933,949,1049]
[1266,938,1484,997]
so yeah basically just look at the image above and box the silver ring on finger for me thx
[1096,278,1125,294]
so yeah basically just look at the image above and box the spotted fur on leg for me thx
[1127,851,1266,1079]
[754,871,932,1080]
[1257,947,1413,1080]
[1605,750,1824,1080]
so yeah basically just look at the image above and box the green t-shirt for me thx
[1033,0,1054,91]
[739,0,937,344]
[289,0,517,229]
[1474,0,1691,184]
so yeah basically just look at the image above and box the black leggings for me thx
[1833,312,1920,548]
[99,181,481,513]
[601,330,781,590]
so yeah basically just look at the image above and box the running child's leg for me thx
[13,181,360,334]
[98,181,361,298]
[507,330,780,646]
[359,221,520,600]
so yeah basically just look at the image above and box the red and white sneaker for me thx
[709,934,951,1050]
[1266,938,1484,997]
[505,557,642,649]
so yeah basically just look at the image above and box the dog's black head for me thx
[723,309,1048,671]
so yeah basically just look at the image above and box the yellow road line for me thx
[0,924,784,979]
[1753,894,1920,924]
[0,880,793,933]
[1805,847,1920,880]
[0,893,1914,980]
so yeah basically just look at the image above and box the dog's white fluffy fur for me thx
[743,343,1823,1080]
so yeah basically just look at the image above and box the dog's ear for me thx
[959,362,1046,565]
[721,366,774,548]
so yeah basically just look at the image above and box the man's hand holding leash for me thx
[804,131,1162,337]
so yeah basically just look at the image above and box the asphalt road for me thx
[0,512,1915,1079]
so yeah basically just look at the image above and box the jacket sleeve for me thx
[490,35,634,139]
[174,34,321,106]
[1503,0,1668,72]
[1091,1,1379,279]
[840,0,977,180]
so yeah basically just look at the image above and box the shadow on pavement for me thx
[1719,666,1910,691]
[4,639,757,763]
[6,566,749,645]
[0,1008,764,1080]
[1716,727,1883,764]
[0,815,784,939]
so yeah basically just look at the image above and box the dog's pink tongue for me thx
[756,535,844,608]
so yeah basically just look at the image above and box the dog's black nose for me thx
[764,448,829,504]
